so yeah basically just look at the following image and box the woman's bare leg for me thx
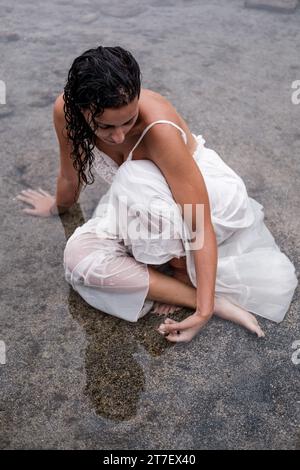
[148,258,193,315]
[146,265,265,339]
[147,266,197,308]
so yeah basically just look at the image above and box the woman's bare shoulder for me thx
[142,88,189,128]
[142,88,176,116]
[141,88,197,154]
[53,92,65,122]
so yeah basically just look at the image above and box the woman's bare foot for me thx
[214,296,265,338]
[149,260,265,341]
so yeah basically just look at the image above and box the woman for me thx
[16,45,298,343]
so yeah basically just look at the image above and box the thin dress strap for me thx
[126,120,188,161]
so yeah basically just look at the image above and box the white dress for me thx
[63,120,298,323]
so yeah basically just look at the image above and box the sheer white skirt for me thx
[63,135,298,323]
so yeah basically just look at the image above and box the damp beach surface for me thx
[0,0,299,450]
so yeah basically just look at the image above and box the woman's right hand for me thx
[15,188,56,217]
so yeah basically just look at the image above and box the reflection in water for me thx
[67,284,175,421]
[60,203,175,421]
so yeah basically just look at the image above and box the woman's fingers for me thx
[15,194,35,204]
[165,318,176,324]
[19,189,49,198]
[177,315,203,331]
[38,187,51,196]
[16,188,49,205]
[164,332,183,342]
[17,190,38,201]
[21,189,37,194]
[160,314,201,334]
[22,208,37,215]
[14,188,54,217]
[22,189,44,197]
[157,318,182,342]
[158,319,181,334]
[162,319,195,343]
[157,318,178,335]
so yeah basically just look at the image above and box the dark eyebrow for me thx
[98,113,137,128]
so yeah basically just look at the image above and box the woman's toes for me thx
[248,317,265,338]
[167,305,182,314]
[152,302,182,316]
[152,302,165,314]
[172,306,182,312]
[255,325,265,338]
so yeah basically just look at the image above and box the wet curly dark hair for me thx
[63,45,142,200]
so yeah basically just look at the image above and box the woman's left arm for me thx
[146,124,218,329]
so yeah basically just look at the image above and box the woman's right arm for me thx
[16,94,83,217]
[50,93,83,215]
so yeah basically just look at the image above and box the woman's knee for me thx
[63,232,146,290]
[64,237,82,274]
[63,233,107,275]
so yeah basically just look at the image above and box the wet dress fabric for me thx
[63,120,298,322]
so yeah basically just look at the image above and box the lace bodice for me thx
[92,146,119,185]
[91,120,205,185]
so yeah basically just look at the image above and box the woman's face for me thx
[82,96,140,145]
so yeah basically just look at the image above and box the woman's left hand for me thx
[156,311,211,343]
